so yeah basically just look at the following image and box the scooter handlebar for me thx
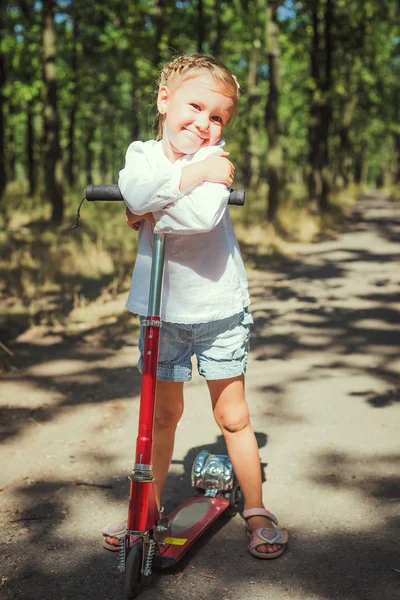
[85,184,245,206]
[227,189,245,206]
[85,184,124,201]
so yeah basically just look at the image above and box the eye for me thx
[190,103,201,110]
[211,115,223,124]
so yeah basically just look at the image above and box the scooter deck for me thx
[153,495,229,568]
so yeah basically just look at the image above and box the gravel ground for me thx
[1,193,399,600]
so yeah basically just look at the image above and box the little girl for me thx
[103,53,288,559]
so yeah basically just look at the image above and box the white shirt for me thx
[119,139,250,323]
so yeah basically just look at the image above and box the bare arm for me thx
[179,151,235,193]
[153,143,237,235]
[126,152,235,232]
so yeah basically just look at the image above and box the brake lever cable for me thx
[71,197,86,229]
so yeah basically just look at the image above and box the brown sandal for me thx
[102,522,126,551]
[242,508,288,559]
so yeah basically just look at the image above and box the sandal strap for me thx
[249,527,288,548]
[242,508,278,525]
[102,522,127,537]
[102,507,164,538]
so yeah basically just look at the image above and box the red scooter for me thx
[74,185,245,598]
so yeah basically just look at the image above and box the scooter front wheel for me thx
[124,542,142,599]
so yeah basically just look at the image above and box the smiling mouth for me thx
[184,129,208,141]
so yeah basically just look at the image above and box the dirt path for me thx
[1,193,399,600]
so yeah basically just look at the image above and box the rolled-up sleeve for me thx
[118,141,183,215]
[153,142,230,235]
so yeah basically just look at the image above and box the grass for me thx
[383,184,400,202]
[0,183,138,344]
[233,182,362,270]
[0,179,361,355]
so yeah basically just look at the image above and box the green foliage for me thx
[1,0,399,214]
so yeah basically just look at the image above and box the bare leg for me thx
[103,380,183,547]
[207,375,283,555]
[152,380,184,508]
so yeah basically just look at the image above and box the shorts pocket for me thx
[240,310,252,355]
[239,309,254,326]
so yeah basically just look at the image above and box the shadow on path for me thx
[1,448,398,600]
[1,194,399,600]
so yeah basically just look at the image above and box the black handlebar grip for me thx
[85,184,245,205]
[85,184,123,201]
[228,189,245,206]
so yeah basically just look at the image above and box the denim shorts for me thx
[138,310,253,382]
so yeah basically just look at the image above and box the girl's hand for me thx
[125,208,154,231]
[180,151,235,193]
[200,152,235,188]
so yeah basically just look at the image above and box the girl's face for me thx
[158,72,234,162]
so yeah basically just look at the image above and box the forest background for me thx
[0,0,399,353]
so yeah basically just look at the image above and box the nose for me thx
[196,112,209,132]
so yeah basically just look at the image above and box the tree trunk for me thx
[307,0,333,212]
[210,0,223,56]
[197,0,205,53]
[67,105,77,187]
[307,0,320,200]
[26,100,36,197]
[319,0,332,212]
[0,30,6,200]
[394,133,400,184]
[393,84,400,184]
[354,152,364,184]
[20,0,39,195]
[131,59,140,141]
[42,0,64,224]
[111,139,118,183]
[153,0,167,68]
[100,144,108,181]
[85,125,96,183]
[242,39,260,192]
[126,1,141,142]
[337,12,363,189]
[338,95,358,187]
[8,102,16,181]
[67,18,79,187]
[265,1,283,224]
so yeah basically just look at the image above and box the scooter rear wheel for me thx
[224,479,244,518]
[124,542,142,599]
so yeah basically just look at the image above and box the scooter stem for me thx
[147,234,165,315]
[127,233,165,532]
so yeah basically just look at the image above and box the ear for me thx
[157,85,170,114]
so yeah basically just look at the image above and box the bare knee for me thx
[214,406,250,434]
[155,405,183,429]
[155,382,184,429]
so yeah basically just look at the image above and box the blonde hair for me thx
[155,53,240,139]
